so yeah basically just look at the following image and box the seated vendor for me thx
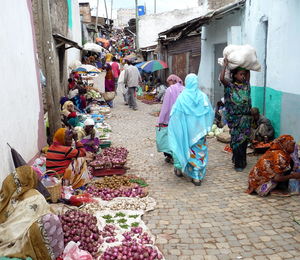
[46,128,90,188]
[246,135,300,196]
[155,78,167,102]
[61,100,81,127]
[215,98,225,128]
[0,166,64,259]
[250,107,274,142]
[76,118,100,153]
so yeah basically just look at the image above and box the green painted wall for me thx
[265,88,282,138]
[251,86,282,138]
[67,0,72,29]
[250,86,264,113]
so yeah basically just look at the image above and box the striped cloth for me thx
[46,142,86,175]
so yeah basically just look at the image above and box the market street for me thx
[108,97,300,260]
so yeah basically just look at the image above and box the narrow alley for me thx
[108,97,300,260]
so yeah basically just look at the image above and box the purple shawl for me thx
[158,83,184,124]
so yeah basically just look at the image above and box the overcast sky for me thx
[79,0,199,18]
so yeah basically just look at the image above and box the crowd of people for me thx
[156,60,300,195]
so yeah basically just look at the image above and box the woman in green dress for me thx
[220,58,251,172]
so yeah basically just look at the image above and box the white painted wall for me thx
[244,0,300,95]
[138,7,207,48]
[116,8,136,27]
[0,1,46,184]
[67,0,82,71]
[198,10,244,96]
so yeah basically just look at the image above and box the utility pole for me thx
[40,0,62,138]
[154,0,156,14]
[111,0,113,20]
[95,0,100,40]
[135,0,139,50]
[104,0,108,24]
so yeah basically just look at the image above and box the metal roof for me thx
[158,0,246,42]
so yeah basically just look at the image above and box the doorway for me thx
[213,43,227,106]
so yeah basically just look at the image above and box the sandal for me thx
[174,168,183,177]
[192,179,202,186]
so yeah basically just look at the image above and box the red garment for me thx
[247,135,294,194]
[80,95,87,109]
[68,81,75,90]
[111,62,120,78]
[68,111,77,118]
[46,142,86,175]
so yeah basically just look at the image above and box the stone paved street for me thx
[107,96,300,260]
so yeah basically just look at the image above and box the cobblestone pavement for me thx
[107,96,300,260]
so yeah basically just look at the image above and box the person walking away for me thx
[118,63,129,105]
[246,135,300,196]
[157,74,184,163]
[124,60,142,110]
[168,74,214,186]
[250,107,274,142]
[111,57,120,94]
[220,59,251,172]
[104,63,115,108]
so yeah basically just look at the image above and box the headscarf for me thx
[167,74,183,84]
[62,100,74,117]
[168,74,214,171]
[84,118,95,126]
[269,134,294,152]
[53,128,67,145]
[247,135,294,194]
[0,166,37,223]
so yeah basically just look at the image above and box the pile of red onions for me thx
[100,241,163,260]
[102,225,118,243]
[86,184,146,201]
[90,147,128,169]
[59,210,103,258]
[122,227,153,245]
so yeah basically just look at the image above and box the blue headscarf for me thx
[168,73,214,171]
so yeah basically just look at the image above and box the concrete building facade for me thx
[0,0,46,184]
[198,0,300,140]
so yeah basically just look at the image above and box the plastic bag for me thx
[155,125,171,154]
[63,241,93,260]
[218,44,261,71]
[69,193,97,206]
[137,86,143,96]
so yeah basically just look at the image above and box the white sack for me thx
[218,44,261,72]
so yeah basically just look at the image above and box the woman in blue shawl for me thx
[168,74,214,186]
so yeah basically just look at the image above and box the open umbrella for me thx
[140,60,168,73]
[135,62,146,71]
[74,64,100,75]
[7,143,50,199]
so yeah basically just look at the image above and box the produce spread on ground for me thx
[39,107,164,260]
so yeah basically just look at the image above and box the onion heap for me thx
[122,227,153,245]
[100,241,163,260]
[102,224,118,243]
[86,184,146,201]
[59,210,103,258]
[90,147,128,169]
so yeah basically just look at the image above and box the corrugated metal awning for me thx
[159,0,246,42]
[53,33,82,50]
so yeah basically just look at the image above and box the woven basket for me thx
[43,170,62,203]
[46,180,62,203]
